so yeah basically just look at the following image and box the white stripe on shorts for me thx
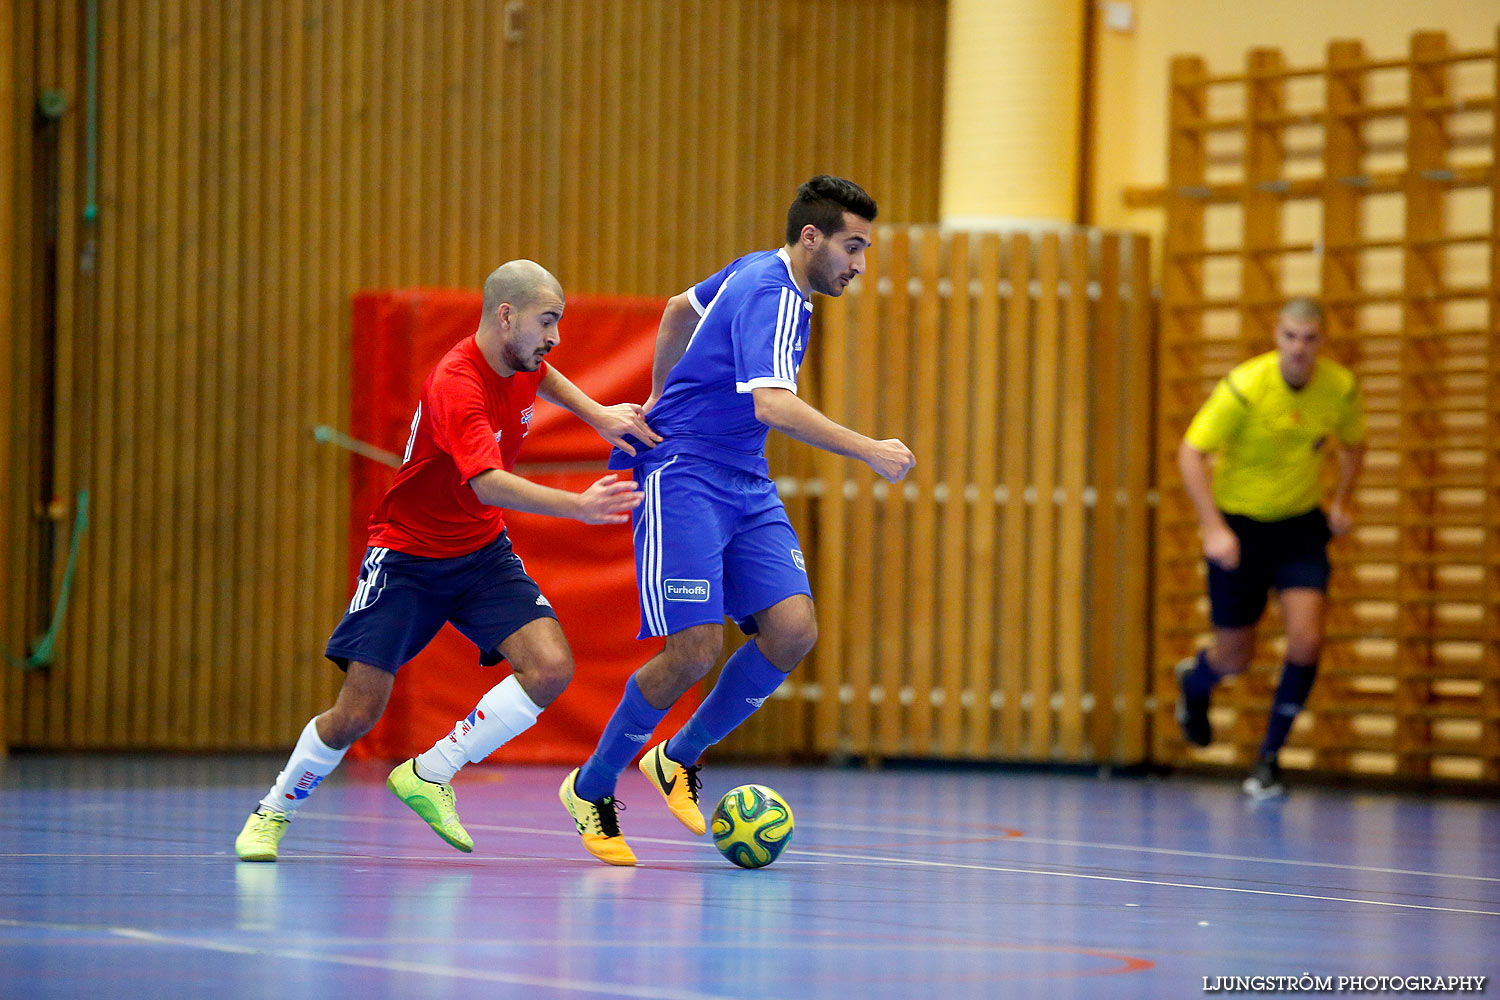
[348,546,389,613]
[637,459,676,635]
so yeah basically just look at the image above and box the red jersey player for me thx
[235,259,661,861]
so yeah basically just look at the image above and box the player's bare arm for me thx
[644,292,701,411]
[1327,441,1366,535]
[1177,439,1239,569]
[751,386,914,483]
[537,365,662,456]
[469,468,643,524]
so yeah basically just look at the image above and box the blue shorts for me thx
[631,456,811,639]
[324,531,557,674]
[1207,508,1332,628]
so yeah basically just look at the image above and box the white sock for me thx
[414,675,543,783]
[258,717,347,814]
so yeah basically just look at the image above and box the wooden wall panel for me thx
[0,0,13,753]
[5,0,946,750]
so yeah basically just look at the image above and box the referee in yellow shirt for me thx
[1175,299,1366,798]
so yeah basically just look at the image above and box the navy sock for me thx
[574,675,667,802]
[1182,648,1222,700]
[665,641,789,766]
[1260,660,1317,757]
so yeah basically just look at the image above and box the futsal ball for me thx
[711,784,794,869]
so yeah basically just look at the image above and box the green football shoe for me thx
[235,808,291,862]
[386,759,474,853]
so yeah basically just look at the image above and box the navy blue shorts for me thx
[1206,508,1332,628]
[324,531,558,674]
[630,456,811,639]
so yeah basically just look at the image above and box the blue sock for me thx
[1182,648,1222,700]
[574,676,667,802]
[665,641,789,766]
[1260,660,1317,757]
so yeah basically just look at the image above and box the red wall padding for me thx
[344,288,699,762]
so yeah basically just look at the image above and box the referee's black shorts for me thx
[1206,507,1332,628]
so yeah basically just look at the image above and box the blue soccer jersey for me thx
[611,248,811,476]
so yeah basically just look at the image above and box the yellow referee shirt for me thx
[1184,352,1365,520]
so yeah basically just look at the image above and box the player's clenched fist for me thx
[867,439,915,483]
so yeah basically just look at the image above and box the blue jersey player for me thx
[559,176,916,865]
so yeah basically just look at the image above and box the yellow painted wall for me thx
[1090,0,1500,233]
[942,0,1085,223]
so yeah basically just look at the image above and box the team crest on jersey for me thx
[521,405,534,439]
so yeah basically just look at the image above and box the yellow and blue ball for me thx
[711,784,794,869]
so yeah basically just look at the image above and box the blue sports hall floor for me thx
[1,753,1496,999]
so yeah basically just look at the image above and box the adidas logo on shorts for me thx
[745,696,768,708]
[536,594,551,607]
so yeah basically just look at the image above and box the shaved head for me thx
[1279,297,1325,328]
[481,259,564,328]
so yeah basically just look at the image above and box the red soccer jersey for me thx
[367,335,546,557]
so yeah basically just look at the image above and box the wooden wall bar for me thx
[724,226,1158,764]
[1148,31,1500,784]
[4,0,945,750]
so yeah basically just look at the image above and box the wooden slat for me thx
[1087,234,1123,760]
[875,228,911,754]
[964,235,1002,758]
[1486,26,1500,782]
[998,234,1031,756]
[845,247,881,753]
[1155,56,1208,760]
[1056,232,1090,759]
[812,292,850,755]
[1395,31,1451,779]
[907,229,942,752]
[1120,235,1153,763]
[1026,233,1062,758]
[0,0,13,752]
[937,232,971,756]
[1240,48,1285,354]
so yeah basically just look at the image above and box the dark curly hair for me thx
[785,175,878,244]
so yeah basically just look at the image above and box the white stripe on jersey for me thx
[402,405,421,464]
[782,287,802,383]
[773,288,793,384]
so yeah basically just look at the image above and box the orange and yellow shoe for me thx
[558,768,637,866]
[638,742,706,836]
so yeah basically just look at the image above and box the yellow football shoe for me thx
[638,742,706,836]
[558,768,637,866]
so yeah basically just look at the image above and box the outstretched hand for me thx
[867,438,916,483]
[575,473,644,524]
[593,403,662,456]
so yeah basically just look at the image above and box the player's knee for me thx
[763,618,816,667]
[1213,649,1252,676]
[522,649,574,705]
[319,704,379,749]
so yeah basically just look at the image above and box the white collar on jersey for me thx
[775,248,814,310]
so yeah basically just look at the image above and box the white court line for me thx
[798,820,1500,884]
[439,820,1500,918]
[11,807,1495,918]
[0,917,740,1000]
[775,846,1500,917]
